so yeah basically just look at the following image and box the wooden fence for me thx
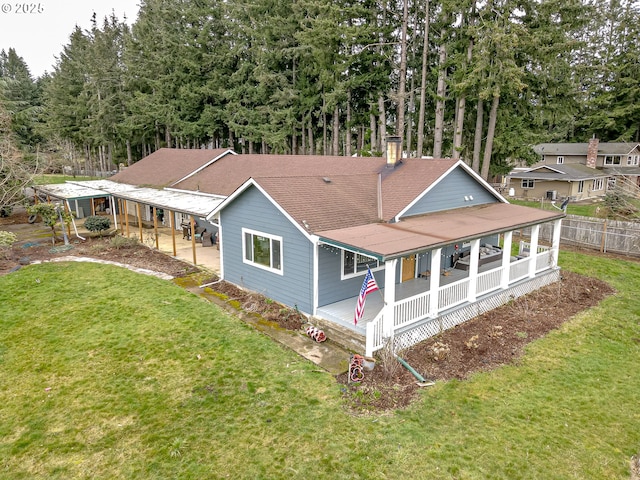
[522,215,640,257]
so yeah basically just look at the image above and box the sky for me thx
[0,0,141,78]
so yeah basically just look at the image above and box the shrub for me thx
[0,206,13,217]
[0,230,17,259]
[0,230,17,247]
[84,215,111,236]
[110,235,139,250]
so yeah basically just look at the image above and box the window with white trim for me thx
[242,228,283,274]
[342,250,379,278]
[577,180,584,193]
[521,179,535,189]
[627,155,639,166]
[556,156,564,164]
[604,155,621,165]
[593,178,604,191]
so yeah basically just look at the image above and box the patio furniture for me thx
[202,231,213,247]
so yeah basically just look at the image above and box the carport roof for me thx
[317,203,564,261]
[33,180,222,217]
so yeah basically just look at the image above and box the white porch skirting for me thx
[390,268,562,354]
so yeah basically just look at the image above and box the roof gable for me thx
[397,162,503,218]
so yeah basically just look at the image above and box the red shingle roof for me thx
[317,203,564,260]
[173,154,389,196]
[109,148,230,187]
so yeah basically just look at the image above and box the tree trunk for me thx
[378,95,386,149]
[471,98,484,173]
[126,140,132,166]
[433,38,447,158]
[480,92,500,181]
[453,4,475,161]
[370,111,377,153]
[396,0,409,153]
[406,68,416,156]
[332,105,340,155]
[416,0,430,158]
[345,94,352,157]
[301,119,307,154]
[308,118,315,155]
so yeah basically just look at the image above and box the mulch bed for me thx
[338,270,615,412]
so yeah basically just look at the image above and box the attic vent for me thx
[323,177,332,183]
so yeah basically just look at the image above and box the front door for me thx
[401,255,416,282]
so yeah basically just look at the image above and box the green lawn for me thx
[509,198,601,217]
[0,255,639,479]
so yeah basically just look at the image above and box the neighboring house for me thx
[207,149,564,356]
[508,138,640,200]
[508,164,609,201]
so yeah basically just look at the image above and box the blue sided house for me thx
[208,151,565,356]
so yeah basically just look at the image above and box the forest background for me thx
[1,0,639,182]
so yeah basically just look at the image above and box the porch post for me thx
[551,219,562,267]
[467,238,480,302]
[383,259,397,338]
[428,248,442,317]
[528,224,540,278]
[136,202,143,242]
[501,231,513,289]
[168,209,177,257]
[110,196,118,231]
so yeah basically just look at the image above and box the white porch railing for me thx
[477,268,502,296]
[365,310,385,356]
[509,257,529,283]
[536,250,553,272]
[394,291,431,330]
[438,277,469,310]
[364,244,558,356]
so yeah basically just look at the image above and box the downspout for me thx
[66,200,85,240]
[396,355,434,386]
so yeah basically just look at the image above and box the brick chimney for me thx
[586,136,599,169]
[386,136,402,168]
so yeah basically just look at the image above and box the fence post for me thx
[600,220,607,253]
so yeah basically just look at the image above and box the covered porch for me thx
[316,206,564,356]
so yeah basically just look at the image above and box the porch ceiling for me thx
[317,203,564,260]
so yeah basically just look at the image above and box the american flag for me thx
[354,267,379,325]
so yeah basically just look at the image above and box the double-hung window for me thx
[342,250,379,279]
[593,178,604,191]
[521,179,535,189]
[556,156,564,164]
[243,228,283,274]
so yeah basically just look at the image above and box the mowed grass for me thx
[0,255,639,479]
[31,174,100,185]
[509,199,600,217]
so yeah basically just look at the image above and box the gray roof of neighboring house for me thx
[601,166,640,176]
[533,142,640,156]
[508,164,609,181]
